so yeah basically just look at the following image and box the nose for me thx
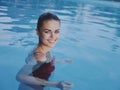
[50,32,55,39]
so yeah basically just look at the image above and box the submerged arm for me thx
[16,54,73,89]
[16,58,58,87]
[16,62,73,89]
[55,58,72,63]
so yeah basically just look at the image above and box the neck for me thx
[37,44,51,54]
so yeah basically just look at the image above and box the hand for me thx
[56,81,73,90]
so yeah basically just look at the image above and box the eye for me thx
[55,30,60,34]
[44,30,51,33]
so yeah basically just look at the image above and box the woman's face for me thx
[39,19,60,48]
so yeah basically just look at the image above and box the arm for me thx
[55,58,72,63]
[16,55,59,86]
[16,63,73,89]
[16,53,73,89]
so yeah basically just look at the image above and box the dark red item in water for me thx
[32,58,55,80]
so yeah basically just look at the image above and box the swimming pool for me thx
[0,0,120,90]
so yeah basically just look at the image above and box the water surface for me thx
[0,0,120,90]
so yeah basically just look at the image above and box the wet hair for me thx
[37,12,60,31]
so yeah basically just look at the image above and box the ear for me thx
[36,29,40,36]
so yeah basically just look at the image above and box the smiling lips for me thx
[48,40,57,44]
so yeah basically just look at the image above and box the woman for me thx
[16,12,73,90]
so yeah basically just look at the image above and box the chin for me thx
[48,44,56,48]
[48,42,57,47]
[43,40,58,48]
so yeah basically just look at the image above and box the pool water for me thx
[0,0,120,90]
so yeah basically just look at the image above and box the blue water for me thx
[0,0,120,90]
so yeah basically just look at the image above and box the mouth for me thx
[48,40,57,44]
[49,41,56,43]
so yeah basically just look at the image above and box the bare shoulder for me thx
[34,50,46,62]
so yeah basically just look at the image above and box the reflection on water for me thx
[0,0,120,52]
[0,0,120,90]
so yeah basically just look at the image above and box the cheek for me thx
[57,34,60,39]
[42,33,50,39]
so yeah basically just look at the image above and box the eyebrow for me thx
[43,29,60,31]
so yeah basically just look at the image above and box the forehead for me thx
[42,20,60,30]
